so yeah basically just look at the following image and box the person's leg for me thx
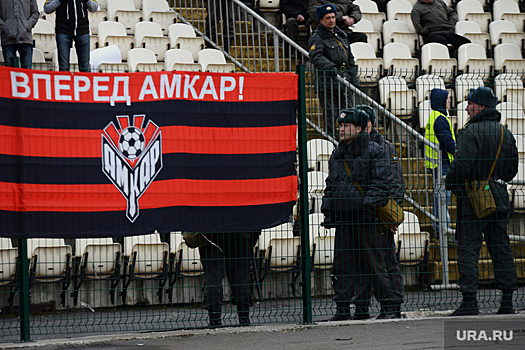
[443,33,471,49]
[56,33,73,71]
[450,198,484,316]
[330,225,355,320]
[16,44,33,69]
[74,33,91,72]
[199,237,225,327]
[426,34,448,46]
[2,45,18,67]
[384,231,404,317]
[484,212,517,314]
[345,31,367,44]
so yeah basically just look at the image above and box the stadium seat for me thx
[379,76,417,117]
[494,73,524,102]
[306,138,335,173]
[165,48,202,71]
[121,233,169,304]
[89,8,108,35]
[455,74,484,103]
[418,100,434,130]
[515,135,525,164]
[27,238,72,306]
[0,237,17,309]
[493,0,525,31]
[420,43,457,82]
[455,21,490,52]
[386,0,415,32]
[142,0,177,34]
[134,21,171,61]
[98,21,134,60]
[455,101,469,129]
[353,0,386,32]
[31,48,46,63]
[132,0,142,9]
[383,42,419,82]
[352,19,381,54]
[382,20,419,56]
[308,213,335,271]
[415,74,446,103]
[197,48,235,72]
[97,0,108,10]
[107,0,143,35]
[456,0,492,32]
[127,48,164,71]
[32,19,56,60]
[457,43,494,81]
[489,20,525,49]
[350,42,383,83]
[72,238,122,306]
[509,163,525,210]
[168,23,205,62]
[494,43,525,78]
[258,222,294,254]
[496,102,525,131]
[307,171,328,214]
[91,45,128,72]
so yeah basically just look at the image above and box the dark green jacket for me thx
[308,24,358,88]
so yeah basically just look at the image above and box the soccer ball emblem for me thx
[119,127,145,160]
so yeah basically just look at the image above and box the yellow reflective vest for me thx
[425,110,456,169]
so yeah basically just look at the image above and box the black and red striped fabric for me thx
[0,67,297,238]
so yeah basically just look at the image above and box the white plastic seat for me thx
[383,42,419,82]
[509,163,525,210]
[382,20,418,56]
[496,102,523,128]
[386,0,415,32]
[415,74,446,103]
[134,21,171,61]
[31,48,46,63]
[127,48,164,71]
[455,74,484,103]
[350,42,383,83]
[27,238,72,306]
[122,233,169,304]
[395,212,430,263]
[456,0,492,32]
[165,48,202,71]
[489,20,525,47]
[418,100,432,130]
[197,48,235,72]
[352,19,381,54]
[306,138,335,172]
[33,18,54,34]
[494,43,525,78]
[73,238,122,305]
[258,222,294,253]
[420,43,457,82]
[515,135,525,164]
[32,19,56,60]
[142,0,177,34]
[89,9,108,35]
[457,43,494,80]
[0,238,17,286]
[261,235,301,295]
[493,0,525,31]
[308,214,335,269]
[353,0,386,32]
[98,21,134,60]
[379,76,417,116]
[455,21,490,51]
[494,73,523,101]
[307,171,328,214]
[91,44,126,72]
[168,23,205,62]
[456,101,470,129]
[107,0,143,34]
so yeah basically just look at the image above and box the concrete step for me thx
[230,45,275,58]
[176,7,206,21]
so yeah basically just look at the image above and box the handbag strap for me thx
[344,161,364,193]
[486,124,505,181]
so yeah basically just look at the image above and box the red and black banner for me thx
[0,67,298,238]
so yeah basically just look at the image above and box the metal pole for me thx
[17,239,31,341]
[297,64,312,324]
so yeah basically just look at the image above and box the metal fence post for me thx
[17,239,31,341]
[297,64,312,324]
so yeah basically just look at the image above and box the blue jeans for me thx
[432,163,451,236]
[56,33,91,72]
[2,44,33,69]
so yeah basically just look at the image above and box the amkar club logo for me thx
[101,115,163,222]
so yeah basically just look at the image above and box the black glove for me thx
[321,217,336,229]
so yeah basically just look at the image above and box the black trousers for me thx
[456,198,517,294]
[206,0,235,50]
[199,232,258,317]
[331,222,393,306]
[426,33,471,49]
[354,230,405,307]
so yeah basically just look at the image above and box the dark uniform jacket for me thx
[280,0,309,21]
[411,0,457,42]
[308,0,362,33]
[0,0,39,46]
[44,0,98,36]
[369,129,406,205]
[321,130,392,224]
[445,108,518,213]
[308,24,358,87]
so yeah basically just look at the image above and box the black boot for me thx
[330,303,352,321]
[238,310,251,326]
[449,293,479,316]
[497,291,515,315]
[392,303,402,319]
[208,310,222,328]
[353,305,370,320]
[376,303,396,320]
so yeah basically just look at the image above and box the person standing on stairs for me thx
[445,87,519,316]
